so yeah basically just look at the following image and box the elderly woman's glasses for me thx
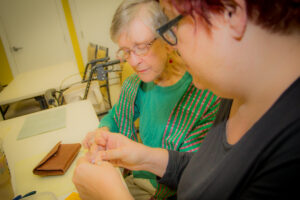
[156,15,183,46]
[116,38,157,61]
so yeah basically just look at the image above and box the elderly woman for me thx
[74,0,300,199]
[82,0,219,199]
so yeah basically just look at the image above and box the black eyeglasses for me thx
[156,15,183,46]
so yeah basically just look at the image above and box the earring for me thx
[229,12,232,18]
[169,59,173,64]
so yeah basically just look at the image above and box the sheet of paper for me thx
[17,108,66,140]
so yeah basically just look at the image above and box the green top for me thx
[136,72,192,147]
[133,72,192,187]
[100,72,191,138]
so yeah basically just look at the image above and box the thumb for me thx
[76,155,89,166]
[101,149,123,161]
[89,143,99,154]
[94,131,110,147]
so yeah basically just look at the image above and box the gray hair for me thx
[110,0,168,43]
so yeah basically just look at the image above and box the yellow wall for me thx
[61,0,84,76]
[0,37,13,85]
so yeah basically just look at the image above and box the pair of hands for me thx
[82,127,149,170]
[72,127,148,200]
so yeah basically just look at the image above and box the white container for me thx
[22,192,57,200]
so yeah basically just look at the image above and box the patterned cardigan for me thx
[108,74,220,199]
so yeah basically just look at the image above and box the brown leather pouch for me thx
[33,141,81,176]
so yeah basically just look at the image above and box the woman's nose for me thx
[127,52,143,67]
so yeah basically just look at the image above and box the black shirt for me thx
[159,77,300,200]
[212,98,233,126]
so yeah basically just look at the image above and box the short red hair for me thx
[160,0,300,34]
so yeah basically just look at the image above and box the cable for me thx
[59,73,81,91]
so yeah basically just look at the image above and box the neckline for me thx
[221,122,233,151]
[222,77,300,150]
[151,72,191,92]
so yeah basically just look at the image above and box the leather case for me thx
[33,141,81,176]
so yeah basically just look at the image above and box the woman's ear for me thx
[224,0,247,40]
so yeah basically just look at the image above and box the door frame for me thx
[0,18,18,76]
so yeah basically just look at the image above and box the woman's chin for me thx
[138,73,155,83]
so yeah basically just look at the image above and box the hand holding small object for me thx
[82,127,109,150]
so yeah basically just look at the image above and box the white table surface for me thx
[0,100,99,199]
[0,61,82,106]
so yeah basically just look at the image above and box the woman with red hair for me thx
[73,0,300,199]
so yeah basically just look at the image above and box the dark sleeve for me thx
[158,150,194,190]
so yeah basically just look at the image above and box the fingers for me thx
[86,149,103,165]
[83,130,132,166]
[93,152,103,166]
[82,127,110,149]
[89,142,99,154]
[82,130,97,149]
[101,149,123,161]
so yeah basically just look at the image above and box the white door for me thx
[0,0,75,76]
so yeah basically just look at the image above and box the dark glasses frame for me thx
[156,15,183,45]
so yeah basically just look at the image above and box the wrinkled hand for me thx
[72,155,133,200]
[93,131,151,171]
[82,130,168,177]
[82,127,109,151]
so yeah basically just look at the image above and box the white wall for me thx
[69,0,123,64]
